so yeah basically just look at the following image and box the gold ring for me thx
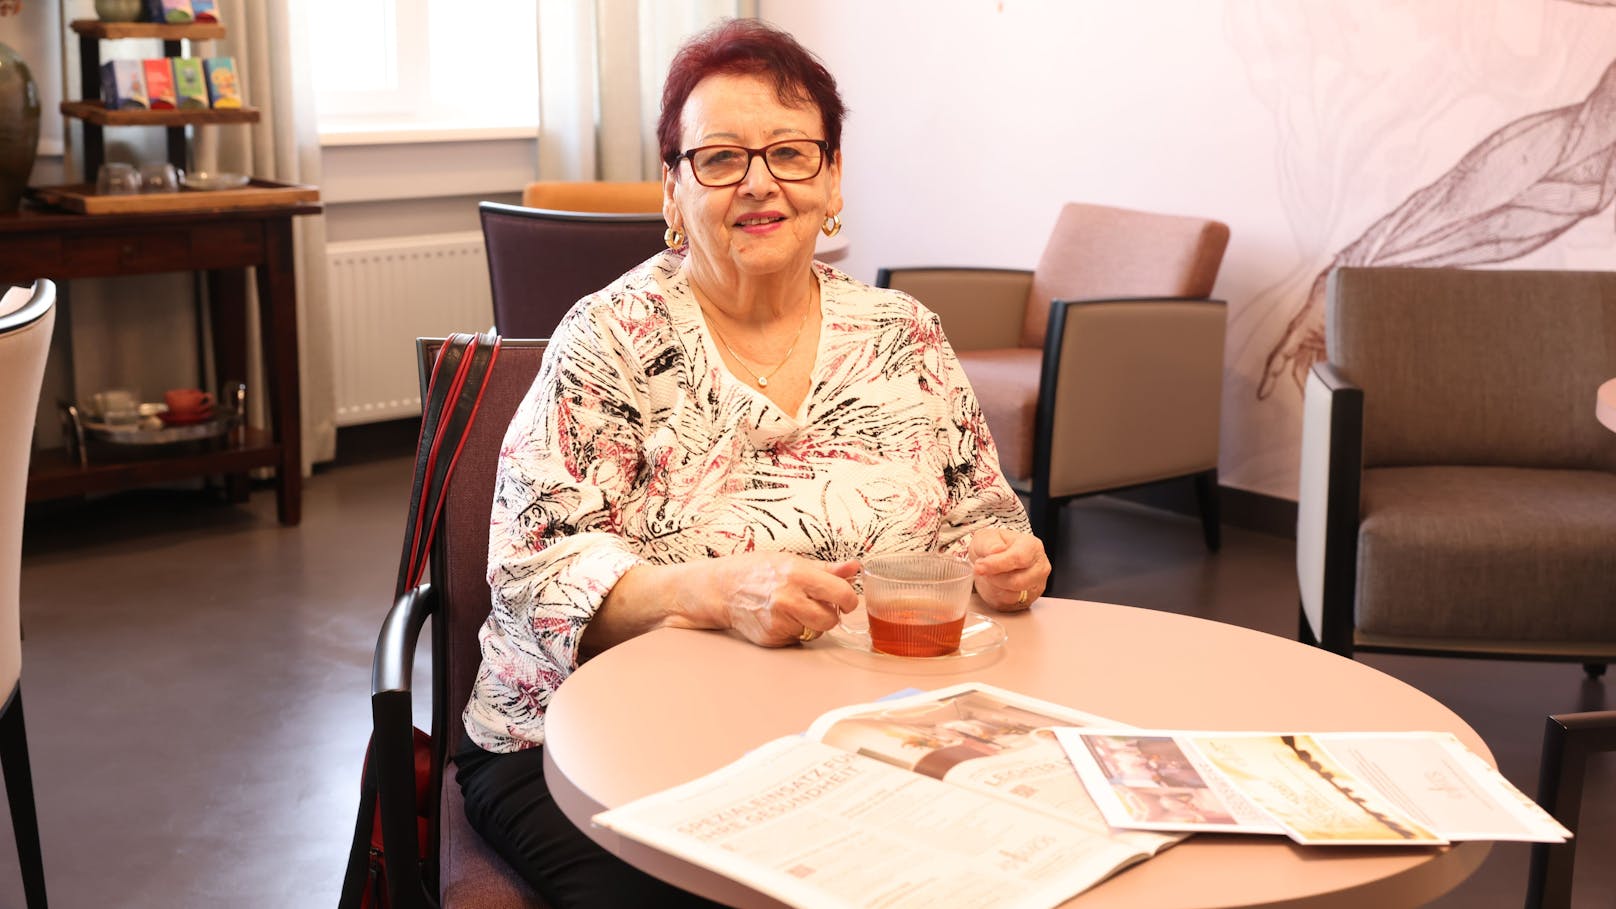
[798,627,821,643]
[1016,589,1029,607]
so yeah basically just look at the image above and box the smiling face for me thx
[664,72,843,292]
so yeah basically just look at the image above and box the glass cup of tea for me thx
[843,553,974,657]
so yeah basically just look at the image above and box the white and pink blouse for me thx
[465,250,1029,752]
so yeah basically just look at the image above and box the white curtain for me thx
[536,0,757,182]
[204,0,336,473]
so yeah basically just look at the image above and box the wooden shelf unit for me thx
[59,99,260,127]
[69,19,226,41]
[64,17,242,179]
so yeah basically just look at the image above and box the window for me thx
[309,0,539,140]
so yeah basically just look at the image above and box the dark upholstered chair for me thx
[1,280,56,909]
[479,201,667,339]
[878,202,1230,560]
[371,338,550,908]
[1297,267,1616,678]
[1527,710,1616,909]
[520,180,661,213]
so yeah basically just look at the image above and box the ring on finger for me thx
[1016,589,1029,607]
[798,627,822,643]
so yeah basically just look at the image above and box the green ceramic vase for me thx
[0,40,40,213]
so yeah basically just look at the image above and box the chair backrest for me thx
[1022,202,1229,348]
[1327,267,1616,471]
[0,280,56,695]
[417,338,549,751]
[520,180,662,213]
[479,201,667,339]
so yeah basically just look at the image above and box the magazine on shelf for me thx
[1052,727,1570,846]
[592,683,1181,909]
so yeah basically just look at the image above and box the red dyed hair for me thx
[657,19,847,169]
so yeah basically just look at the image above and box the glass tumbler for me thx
[139,162,181,193]
[96,162,142,195]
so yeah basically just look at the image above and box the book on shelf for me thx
[203,56,241,109]
[171,57,208,110]
[593,683,1180,909]
[100,59,148,110]
[146,0,193,24]
[142,59,176,110]
[1053,727,1570,846]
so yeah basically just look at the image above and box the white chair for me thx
[1,279,56,909]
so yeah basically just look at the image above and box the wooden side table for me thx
[0,200,321,526]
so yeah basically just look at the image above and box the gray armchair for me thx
[1297,266,1616,677]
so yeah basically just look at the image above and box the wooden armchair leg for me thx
[1193,470,1221,553]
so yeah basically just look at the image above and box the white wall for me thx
[761,0,1616,500]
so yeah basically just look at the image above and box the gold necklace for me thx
[704,300,812,388]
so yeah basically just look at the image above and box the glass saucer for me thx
[825,609,1007,663]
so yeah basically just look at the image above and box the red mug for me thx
[164,388,215,418]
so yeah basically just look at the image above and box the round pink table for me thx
[1598,378,1616,433]
[543,598,1491,908]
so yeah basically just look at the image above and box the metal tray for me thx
[81,411,241,445]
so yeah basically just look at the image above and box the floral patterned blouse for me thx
[465,249,1029,752]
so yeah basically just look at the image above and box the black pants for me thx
[455,738,724,909]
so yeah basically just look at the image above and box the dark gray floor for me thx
[1,440,1611,908]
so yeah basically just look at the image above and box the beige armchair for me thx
[878,202,1230,559]
[1297,266,1616,678]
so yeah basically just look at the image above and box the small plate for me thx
[181,172,251,191]
[826,609,1007,665]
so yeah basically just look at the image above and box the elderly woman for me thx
[454,18,1051,908]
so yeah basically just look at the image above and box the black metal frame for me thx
[1526,710,1616,909]
[1,682,47,909]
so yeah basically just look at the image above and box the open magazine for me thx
[593,683,1180,909]
[1052,728,1570,846]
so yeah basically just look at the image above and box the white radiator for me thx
[327,232,494,426]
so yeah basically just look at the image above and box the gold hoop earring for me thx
[821,213,842,238]
[664,226,685,249]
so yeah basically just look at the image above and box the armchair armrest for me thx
[1039,296,1227,497]
[1296,362,1363,655]
[876,267,1032,351]
[370,582,441,909]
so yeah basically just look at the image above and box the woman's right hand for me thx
[666,553,861,647]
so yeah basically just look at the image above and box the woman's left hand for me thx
[968,527,1051,612]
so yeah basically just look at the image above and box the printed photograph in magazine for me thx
[1055,728,1570,847]
[593,684,1179,909]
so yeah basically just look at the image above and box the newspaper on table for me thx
[1051,727,1570,846]
[593,683,1180,909]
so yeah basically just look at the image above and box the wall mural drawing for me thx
[1260,54,1616,398]
[1220,0,1616,498]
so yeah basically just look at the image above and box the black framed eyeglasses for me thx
[675,139,830,187]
